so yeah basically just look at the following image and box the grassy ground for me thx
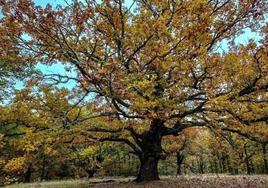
[4,175,268,188]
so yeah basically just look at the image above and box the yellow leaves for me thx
[162,135,183,154]
[192,0,207,8]
[4,157,27,174]
[154,60,172,72]
[16,132,42,153]
[102,157,113,167]
[23,141,37,153]
[223,53,241,75]
[131,74,157,92]
[210,95,230,107]
[220,52,260,88]
[43,146,58,156]
[132,98,158,110]
[126,74,162,113]
[46,136,54,144]
[0,133,4,149]
[128,121,150,134]
[79,146,98,158]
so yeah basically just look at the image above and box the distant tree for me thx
[0,0,267,181]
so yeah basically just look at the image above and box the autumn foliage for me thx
[0,0,268,184]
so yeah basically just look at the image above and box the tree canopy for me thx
[0,0,268,182]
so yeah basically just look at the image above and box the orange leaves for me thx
[69,3,94,34]
[4,157,27,175]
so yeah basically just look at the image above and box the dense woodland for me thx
[0,0,268,186]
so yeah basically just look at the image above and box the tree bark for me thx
[23,164,32,183]
[244,144,252,175]
[136,156,160,182]
[86,169,97,178]
[41,157,50,180]
[135,119,164,182]
[176,151,184,176]
[262,143,268,174]
[199,156,205,174]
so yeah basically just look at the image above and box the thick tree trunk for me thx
[135,119,164,182]
[136,156,160,182]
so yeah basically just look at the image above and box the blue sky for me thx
[13,0,264,90]
[34,0,69,7]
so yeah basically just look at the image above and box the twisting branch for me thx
[162,120,206,136]
[84,131,142,155]
[63,112,118,128]
[169,100,207,119]
[221,127,268,144]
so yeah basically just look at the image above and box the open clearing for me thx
[4,175,268,188]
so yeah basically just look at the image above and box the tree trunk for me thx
[23,164,32,183]
[244,144,251,175]
[41,157,50,180]
[213,158,219,174]
[199,156,204,174]
[176,151,184,176]
[262,143,268,174]
[135,119,164,182]
[136,156,160,182]
[85,169,96,178]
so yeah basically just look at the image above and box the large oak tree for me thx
[1,0,267,181]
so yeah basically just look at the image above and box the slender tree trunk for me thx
[245,159,251,174]
[209,160,214,173]
[199,156,204,174]
[213,158,218,174]
[216,152,223,173]
[23,164,32,183]
[221,155,227,173]
[250,160,255,174]
[244,145,251,174]
[41,157,49,180]
[176,151,184,176]
[85,169,96,178]
[226,157,232,174]
[262,143,268,174]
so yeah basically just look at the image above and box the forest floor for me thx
[4,175,268,188]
